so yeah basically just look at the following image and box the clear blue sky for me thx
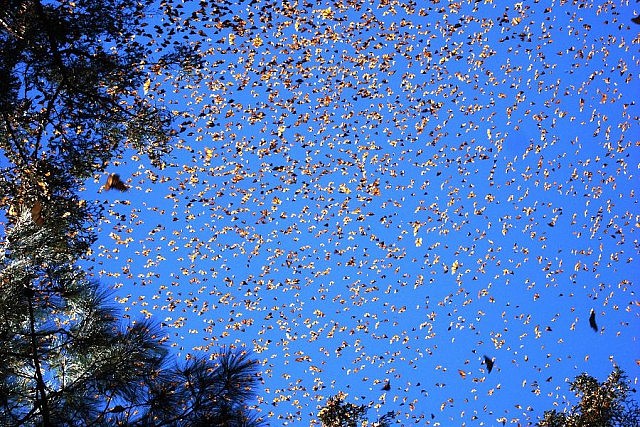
[82,1,639,424]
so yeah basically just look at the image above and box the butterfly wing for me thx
[105,174,128,192]
[31,201,44,226]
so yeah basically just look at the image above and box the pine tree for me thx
[538,368,640,427]
[317,393,395,427]
[1,1,263,425]
[0,0,176,178]
[0,207,265,425]
[139,350,264,426]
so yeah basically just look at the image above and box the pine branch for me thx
[25,287,51,425]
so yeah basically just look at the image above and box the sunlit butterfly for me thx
[104,174,128,192]
[31,201,44,226]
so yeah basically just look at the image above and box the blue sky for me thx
[81,0,638,424]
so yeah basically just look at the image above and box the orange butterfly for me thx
[31,201,44,226]
[104,174,128,192]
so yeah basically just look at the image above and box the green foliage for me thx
[318,393,395,427]
[0,210,162,425]
[0,207,264,425]
[0,158,99,258]
[0,0,173,183]
[0,207,265,425]
[139,350,264,426]
[0,1,265,425]
[538,368,640,427]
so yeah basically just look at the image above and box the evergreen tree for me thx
[0,217,165,424]
[317,393,395,427]
[0,204,265,426]
[0,1,263,425]
[538,368,640,427]
[139,350,264,427]
[0,0,176,178]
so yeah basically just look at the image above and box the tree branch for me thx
[25,288,51,425]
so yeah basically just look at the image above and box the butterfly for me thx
[483,355,494,373]
[104,174,128,192]
[589,309,598,332]
[31,201,44,226]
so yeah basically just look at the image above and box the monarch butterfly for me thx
[104,174,128,192]
[589,309,598,332]
[483,355,494,373]
[31,201,44,226]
